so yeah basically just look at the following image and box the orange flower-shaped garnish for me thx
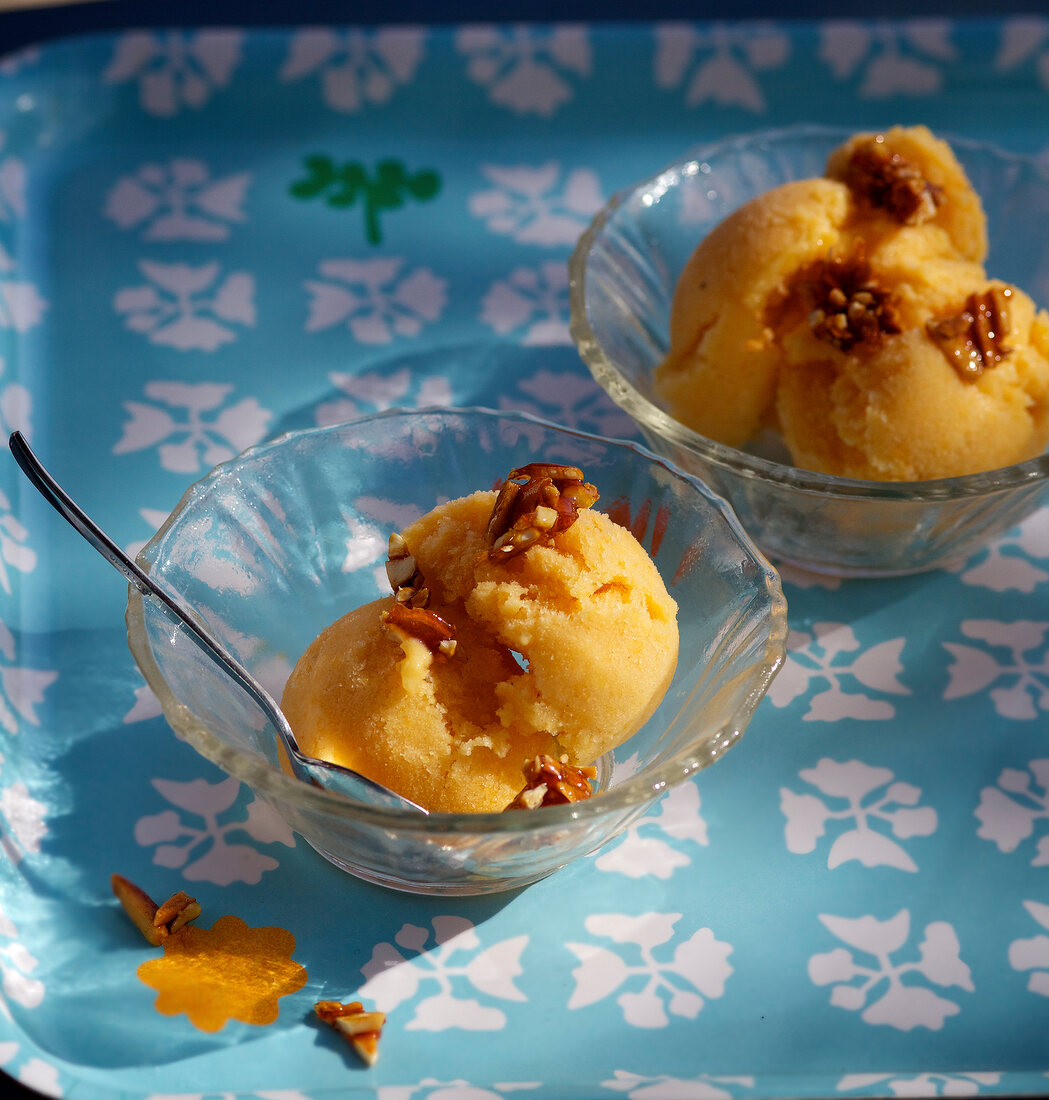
[136,914,307,1033]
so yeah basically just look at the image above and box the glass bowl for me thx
[125,407,787,896]
[569,124,1049,577]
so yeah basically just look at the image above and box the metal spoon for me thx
[8,431,428,815]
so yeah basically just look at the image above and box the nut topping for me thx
[504,753,597,810]
[153,890,203,935]
[111,873,202,946]
[314,999,386,1066]
[381,602,457,657]
[927,286,1013,380]
[842,136,944,225]
[787,244,901,352]
[382,531,457,655]
[385,532,428,608]
[486,463,599,561]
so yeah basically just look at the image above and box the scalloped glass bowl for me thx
[126,408,787,896]
[569,124,1049,577]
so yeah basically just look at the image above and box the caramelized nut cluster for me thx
[789,245,902,352]
[314,999,386,1066]
[381,531,456,657]
[486,463,599,561]
[843,137,944,225]
[111,873,202,946]
[504,753,597,811]
[927,285,1014,380]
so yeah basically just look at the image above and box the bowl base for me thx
[303,838,563,896]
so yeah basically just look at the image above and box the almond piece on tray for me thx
[111,874,202,945]
[314,999,386,1066]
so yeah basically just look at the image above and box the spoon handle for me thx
[11,431,160,595]
[8,430,279,718]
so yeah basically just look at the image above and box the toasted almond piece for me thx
[332,1010,386,1037]
[153,890,195,927]
[167,899,202,935]
[385,553,418,590]
[533,505,558,530]
[387,531,410,559]
[314,1000,386,1067]
[111,873,164,946]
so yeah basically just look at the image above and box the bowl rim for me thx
[568,122,1049,502]
[126,405,788,834]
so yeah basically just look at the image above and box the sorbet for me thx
[654,125,1049,480]
[281,465,679,813]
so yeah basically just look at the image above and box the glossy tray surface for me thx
[2,17,1049,1099]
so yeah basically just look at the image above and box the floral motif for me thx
[124,681,162,724]
[315,367,453,428]
[136,914,307,1031]
[103,30,244,117]
[0,1045,60,1098]
[781,758,937,872]
[975,760,1049,865]
[114,381,271,474]
[767,622,910,720]
[113,260,256,350]
[337,510,397,595]
[0,357,31,446]
[836,1071,1002,1096]
[0,46,41,78]
[279,26,426,112]
[567,912,733,1028]
[1008,899,1049,997]
[0,619,57,735]
[134,775,295,886]
[481,263,571,345]
[0,755,47,865]
[654,21,790,112]
[0,134,46,334]
[497,367,637,438]
[994,17,1049,92]
[943,620,1049,720]
[953,509,1049,593]
[603,1069,757,1099]
[105,160,251,241]
[0,131,26,227]
[291,156,441,246]
[358,916,527,1030]
[0,274,46,334]
[593,781,708,880]
[305,258,447,344]
[378,1083,540,1100]
[469,163,603,245]
[0,486,36,594]
[456,24,591,116]
[774,562,843,591]
[809,910,973,1031]
[820,19,957,97]
[0,904,44,1031]
[501,369,632,435]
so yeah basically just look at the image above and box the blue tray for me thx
[2,17,1049,1099]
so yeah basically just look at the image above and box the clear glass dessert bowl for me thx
[569,124,1049,577]
[125,407,786,896]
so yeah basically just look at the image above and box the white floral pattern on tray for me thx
[2,16,1049,1100]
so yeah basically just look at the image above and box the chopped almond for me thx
[111,874,202,945]
[315,999,386,1066]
